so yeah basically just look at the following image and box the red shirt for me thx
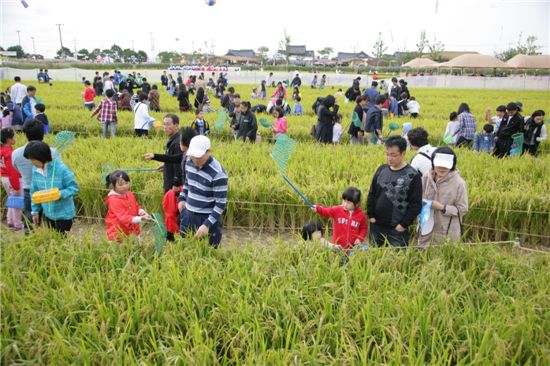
[83,87,96,103]
[105,191,141,242]
[162,187,181,234]
[0,145,21,191]
[315,205,368,250]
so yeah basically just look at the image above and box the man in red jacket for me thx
[312,187,368,252]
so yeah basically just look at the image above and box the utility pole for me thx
[73,39,77,58]
[56,23,64,57]
[31,36,36,54]
[16,30,21,46]
[131,40,135,51]
[149,32,154,53]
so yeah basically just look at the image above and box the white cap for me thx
[186,135,211,158]
[432,153,454,169]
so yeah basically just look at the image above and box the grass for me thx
[1,231,549,364]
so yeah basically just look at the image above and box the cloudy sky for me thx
[1,0,549,58]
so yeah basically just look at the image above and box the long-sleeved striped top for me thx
[179,156,228,228]
[456,112,477,140]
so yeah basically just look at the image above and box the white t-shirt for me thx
[410,144,436,176]
[407,100,420,114]
[10,83,27,104]
[133,102,153,130]
[104,79,115,91]
[491,116,502,131]
[444,121,459,144]
[332,123,343,143]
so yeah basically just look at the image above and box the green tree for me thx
[77,48,90,60]
[56,46,74,58]
[495,34,542,61]
[89,48,101,60]
[416,30,428,57]
[136,50,148,63]
[257,46,269,64]
[427,37,445,62]
[318,47,333,58]
[372,32,387,67]
[110,44,123,61]
[7,45,26,58]
[278,29,291,66]
[157,51,179,63]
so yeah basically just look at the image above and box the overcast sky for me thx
[1,0,549,58]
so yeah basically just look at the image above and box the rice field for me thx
[1,79,549,364]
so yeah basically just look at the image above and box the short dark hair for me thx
[35,103,46,113]
[138,92,148,102]
[228,87,235,93]
[23,141,52,163]
[371,81,378,87]
[385,136,407,153]
[407,127,429,147]
[105,89,115,98]
[431,146,457,171]
[1,127,15,144]
[105,170,130,188]
[22,119,45,141]
[233,93,241,99]
[152,84,158,90]
[296,96,301,102]
[301,220,323,241]
[180,127,198,147]
[164,114,179,125]
[483,124,494,133]
[241,101,251,110]
[195,109,203,116]
[496,105,506,113]
[275,99,283,106]
[342,187,361,206]
[375,95,387,105]
[27,86,36,93]
[142,77,147,82]
[274,106,285,117]
[84,80,91,86]
[449,111,458,121]
[14,76,21,82]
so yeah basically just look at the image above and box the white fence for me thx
[1,67,550,90]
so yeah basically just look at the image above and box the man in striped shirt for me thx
[178,135,228,247]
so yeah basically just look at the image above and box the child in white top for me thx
[332,114,343,145]
[406,97,420,118]
[444,112,459,146]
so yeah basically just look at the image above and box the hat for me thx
[186,135,211,158]
[506,102,519,111]
[432,153,454,169]
[515,101,523,112]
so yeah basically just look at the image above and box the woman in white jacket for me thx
[133,92,154,137]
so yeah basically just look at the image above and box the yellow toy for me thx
[32,188,61,204]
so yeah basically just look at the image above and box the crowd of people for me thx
[0,70,547,253]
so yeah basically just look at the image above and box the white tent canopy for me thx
[506,55,550,69]
[402,58,440,68]
[439,54,509,69]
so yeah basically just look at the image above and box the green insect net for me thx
[351,112,362,128]
[215,109,228,131]
[151,212,167,255]
[259,117,274,128]
[271,134,297,175]
[52,131,76,153]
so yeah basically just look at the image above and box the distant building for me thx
[334,51,371,62]
[224,49,259,64]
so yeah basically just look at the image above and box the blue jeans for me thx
[369,222,410,247]
[101,121,116,138]
[180,209,222,247]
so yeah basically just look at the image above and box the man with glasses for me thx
[367,136,423,247]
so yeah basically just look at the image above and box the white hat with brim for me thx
[432,153,454,169]
[186,135,211,158]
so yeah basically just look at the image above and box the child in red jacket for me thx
[105,170,152,242]
[312,187,368,252]
[1,127,23,231]
[162,177,182,241]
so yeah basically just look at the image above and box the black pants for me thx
[44,217,73,234]
[522,143,539,156]
[135,129,149,137]
[494,138,512,158]
[456,136,472,147]
[369,223,410,247]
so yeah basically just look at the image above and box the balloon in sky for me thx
[204,0,216,6]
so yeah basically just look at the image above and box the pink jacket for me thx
[273,117,288,134]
